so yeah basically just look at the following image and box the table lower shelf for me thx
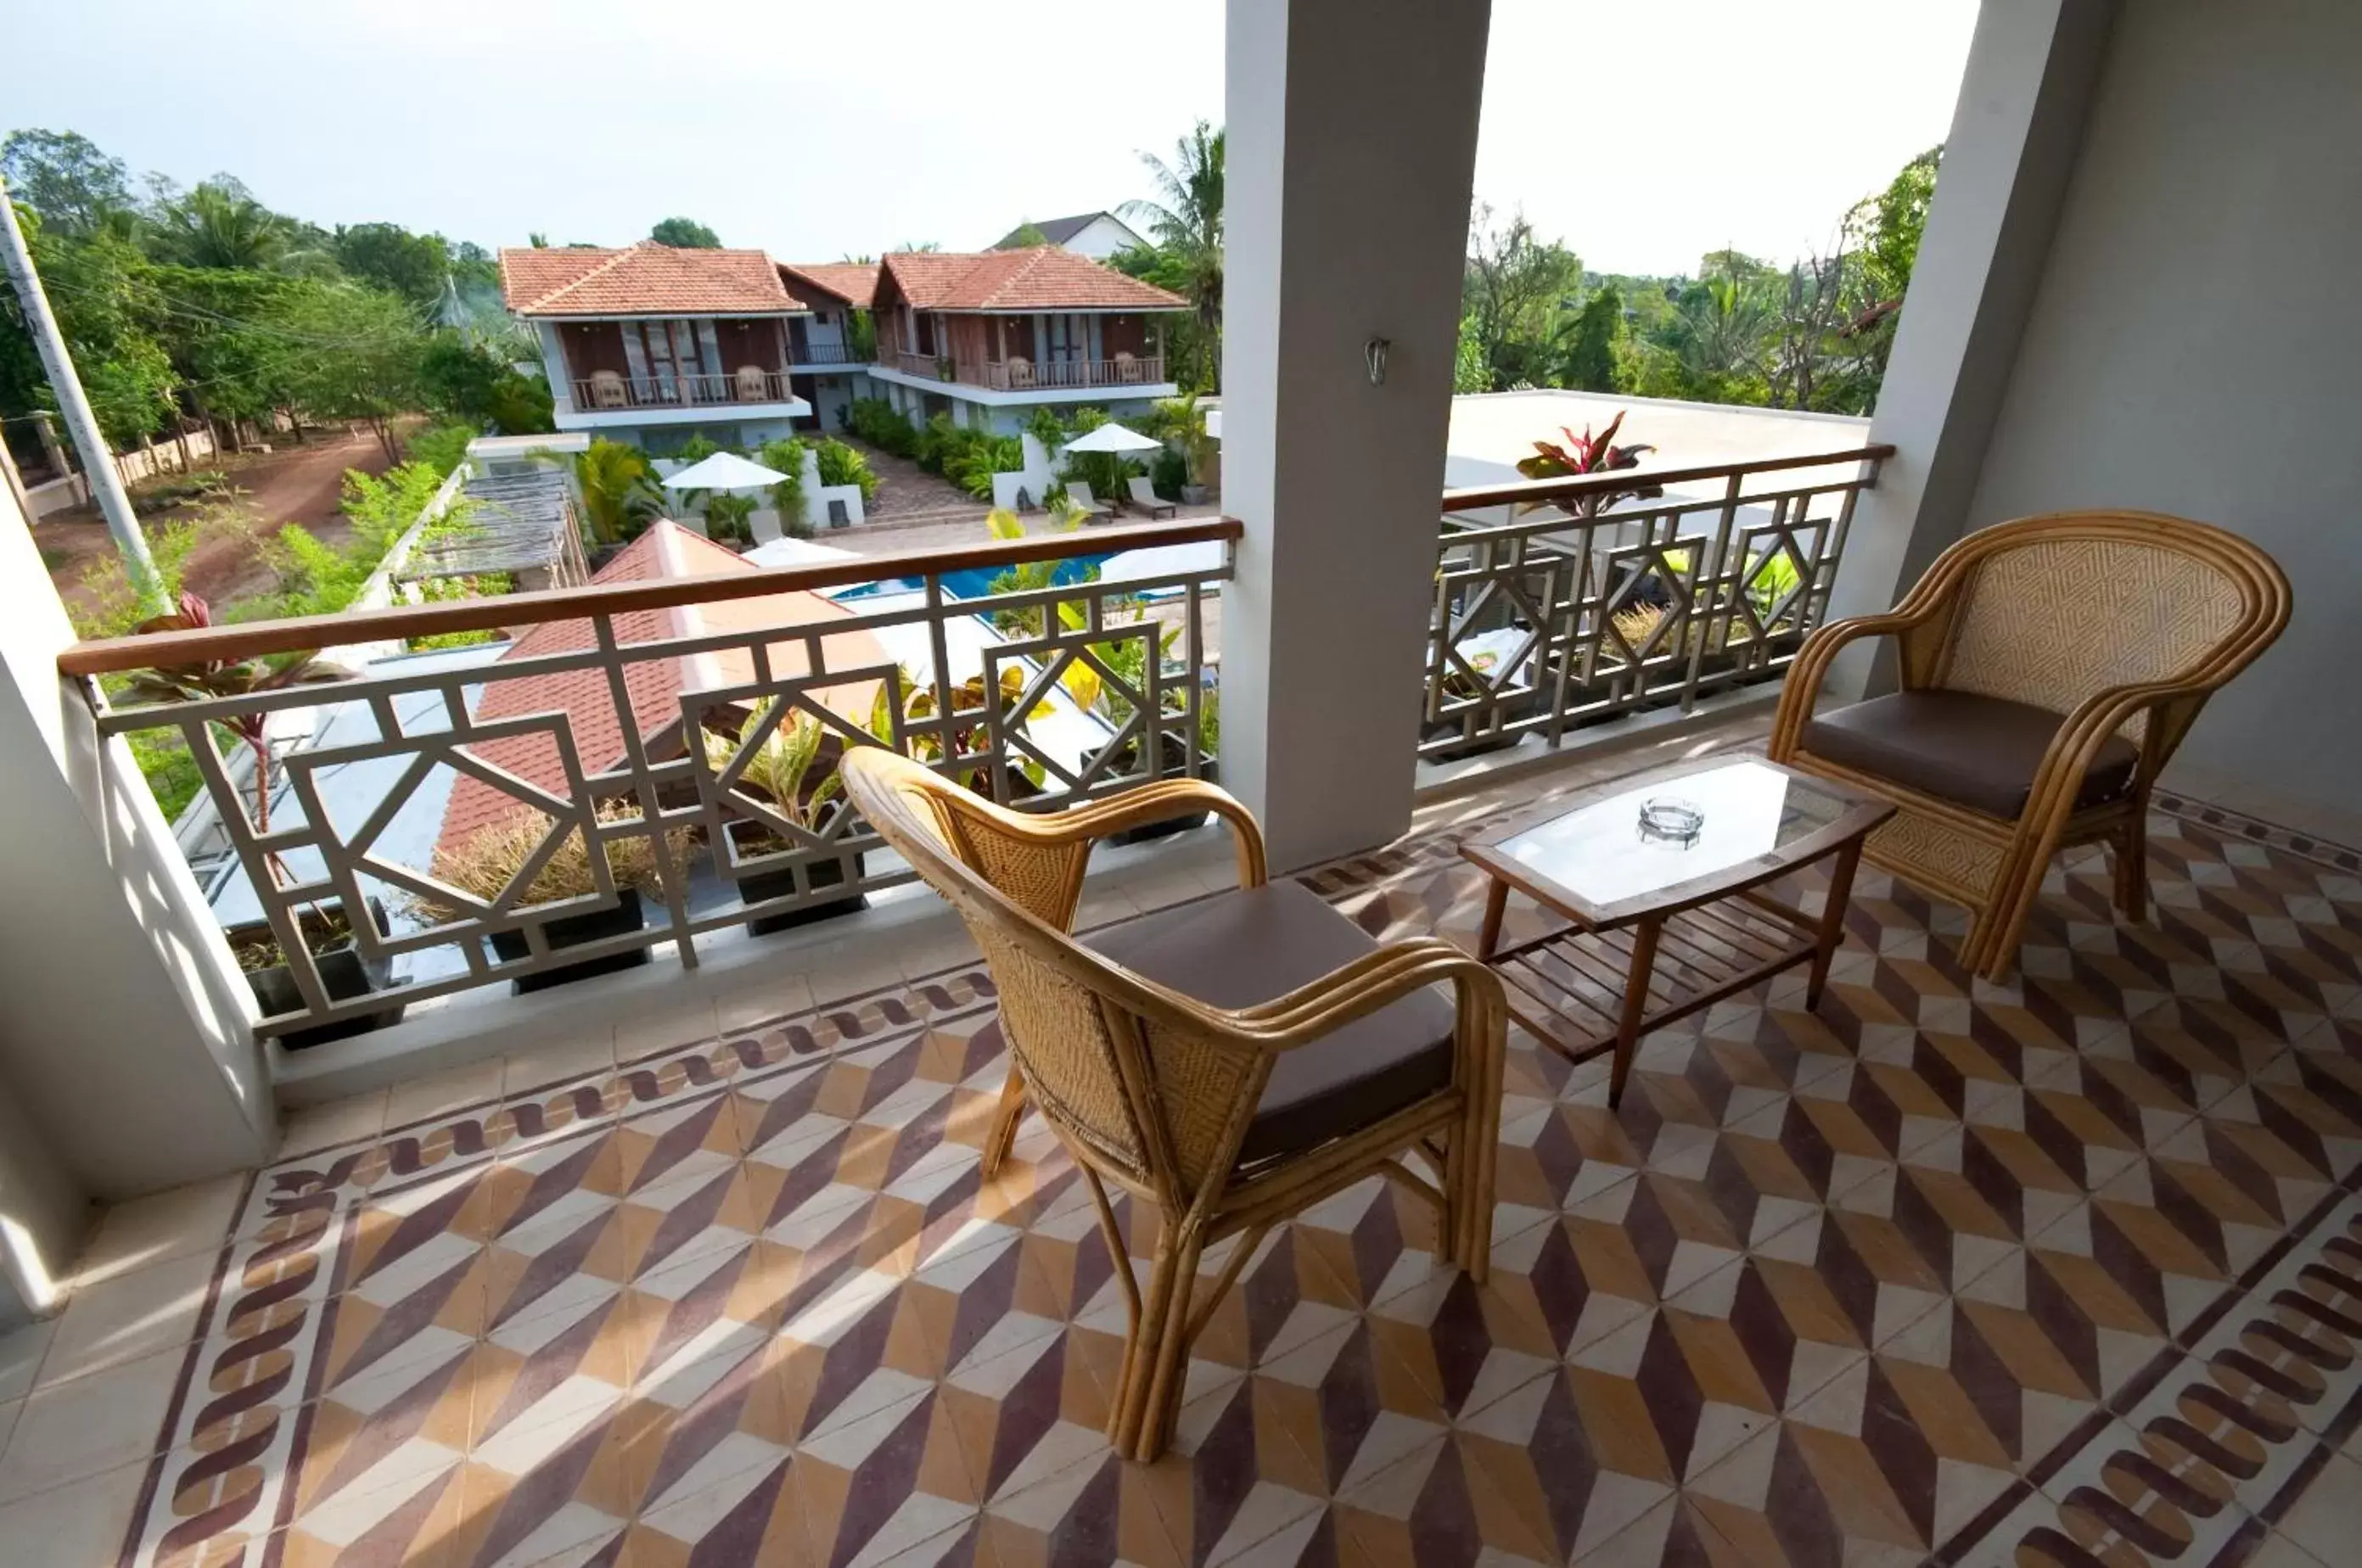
[1490,893,1818,1066]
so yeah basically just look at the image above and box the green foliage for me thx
[758,438,808,532]
[675,434,726,463]
[149,178,317,272]
[1150,445,1187,501]
[700,491,757,546]
[814,436,878,502]
[67,508,227,641]
[418,334,555,434]
[128,728,203,820]
[561,439,659,546]
[1462,204,1583,390]
[983,501,1098,637]
[1023,406,1071,451]
[250,462,474,620]
[1119,120,1223,390]
[2,129,135,236]
[271,282,430,458]
[650,217,721,248]
[403,420,476,479]
[332,222,451,308]
[705,697,844,832]
[913,415,1018,497]
[1000,221,1049,249]
[1452,316,1491,393]
[1560,283,1625,392]
[845,398,918,458]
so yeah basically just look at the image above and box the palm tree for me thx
[1124,121,1224,388]
[154,180,317,272]
[546,439,659,546]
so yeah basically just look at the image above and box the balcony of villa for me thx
[878,347,1173,396]
[568,367,799,412]
[550,315,808,428]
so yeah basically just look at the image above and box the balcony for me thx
[880,348,1170,393]
[568,368,798,412]
[784,339,867,368]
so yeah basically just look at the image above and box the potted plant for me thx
[125,594,416,1040]
[227,898,407,1050]
[708,698,868,935]
[419,805,687,994]
[1151,391,1215,505]
[1512,412,1660,518]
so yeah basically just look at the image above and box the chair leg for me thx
[1453,1098,1499,1285]
[2112,813,2150,922]
[1108,1212,1183,1460]
[979,1066,1028,1179]
[1126,1218,1207,1464]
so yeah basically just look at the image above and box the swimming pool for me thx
[828,556,1111,602]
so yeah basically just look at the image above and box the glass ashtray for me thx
[1635,796,1705,848]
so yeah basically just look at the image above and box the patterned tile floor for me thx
[5,750,2362,1568]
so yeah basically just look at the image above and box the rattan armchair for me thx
[1769,511,2289,979]
[839,748,1506,1462]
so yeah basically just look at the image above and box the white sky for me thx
[9,0,1976,277]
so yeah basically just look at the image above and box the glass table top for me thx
[1486,759,1859,915]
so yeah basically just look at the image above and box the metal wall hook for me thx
[1364,338,1390,386]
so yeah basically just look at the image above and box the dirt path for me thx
[836,435,990,528]
[39,426,400,625]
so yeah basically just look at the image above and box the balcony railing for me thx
[880,350,1169,392]
[787,341,867,367]
[1421,445,1894,759]
[61,519,1237,1040]
[569,369,796,412]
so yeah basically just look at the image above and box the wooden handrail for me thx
[59,516,1244,679]
[1439,444,1896,512]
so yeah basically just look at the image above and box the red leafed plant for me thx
[1513,410,1662,517]
[127,592,345,857]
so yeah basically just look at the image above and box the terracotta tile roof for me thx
[436,521,887,857]
[499,242,805,317]
[777,262,879,311]
[879,247,1187,312]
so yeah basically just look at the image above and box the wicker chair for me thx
[1769,511,2290,979]
[838,748,1506,1461]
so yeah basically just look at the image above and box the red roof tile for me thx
[879,248,1187,312]
[777,262,879,311]
[499,242,804,317]
[435,521,887,858]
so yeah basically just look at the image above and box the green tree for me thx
[151,178,313,271]
[559,438,659,546]
[1000,221,1049,249]
[1559,283,1625,392]
[1122,120,1223,389]
[273,282,429,460]
[0,129,134,237]
[0,206,177,443]
[650,217,721,248]
[418,333,554,434]
[1462,204,1582,390]
[333,222,452,308]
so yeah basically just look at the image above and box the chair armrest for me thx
[1030,778,1267,889]
[1223,937,1506,1057]
[1769,610,1927,759]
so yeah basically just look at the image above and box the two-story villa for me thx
[860,247,1190,434]
[500,243,822,452]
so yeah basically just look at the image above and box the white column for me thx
[1220,0,1492,871]
[1830,0,2118,692]
[0,474,277,1205]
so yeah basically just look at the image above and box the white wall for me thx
[0,474,277,1202]
[1956,0,2362,837]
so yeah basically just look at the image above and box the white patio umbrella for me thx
[742,536,861,569]
[1098,539,1226,585]
[1059,422,1161,456]
[659,451,787,492]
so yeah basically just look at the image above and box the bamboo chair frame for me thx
[1768,511,2290,979]
[839,748,1507,1461]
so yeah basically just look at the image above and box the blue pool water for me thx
[830,556,1111,602]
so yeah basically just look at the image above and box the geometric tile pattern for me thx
[116,777,2362,1568]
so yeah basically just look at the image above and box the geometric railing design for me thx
[1422,445,1894,760]
[61,519,1236,1039]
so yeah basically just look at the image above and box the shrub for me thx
[1023,406,1070,450]
[701,491,757,546]
[759,438,807,530]
[404,420,477,479]
[846,398,918,458]
[1150,446,1187,501]
[416,804,692,924]
[814,438,878,503]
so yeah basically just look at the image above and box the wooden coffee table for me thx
[1462,755,1893,1106]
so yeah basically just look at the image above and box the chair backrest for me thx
[1906,512,2290,749]
[1128,477,1160,507]
[1069,483,1097,508]
[734,364,770,400]
[839,748,1265,1195]
[1007,355,1034,388]
[589,369,626,408]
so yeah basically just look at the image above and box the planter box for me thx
[233,897,407,1051]
[739,853,868,937]
[489,888,650,994]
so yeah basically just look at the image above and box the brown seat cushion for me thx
[1802,689,2140,820]
[1077,880,1456,1168]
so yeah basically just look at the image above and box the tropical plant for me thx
[1023,406,1070,451]
[150,179,316,272]
[706,697,845,834]
[701,491,757,546]
[124,591,345,847]
[1149,390,1214,485]
[416,803,688,923]
[1122,120,1224,389]
[1149,445,1187,501]
[553,438,659,546]
[982,501,1096,637]
[1513,411,1662,518]
[814,437,878,503]
[758,437,808,534]
[650,217,721,248]
[845,398,918,459]
[403,419,476,478]
[1461,204,1584,391]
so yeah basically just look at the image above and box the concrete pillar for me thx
[0,468,276,1206]
[1829,0,2119,695]
[1220,0,1492,871]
